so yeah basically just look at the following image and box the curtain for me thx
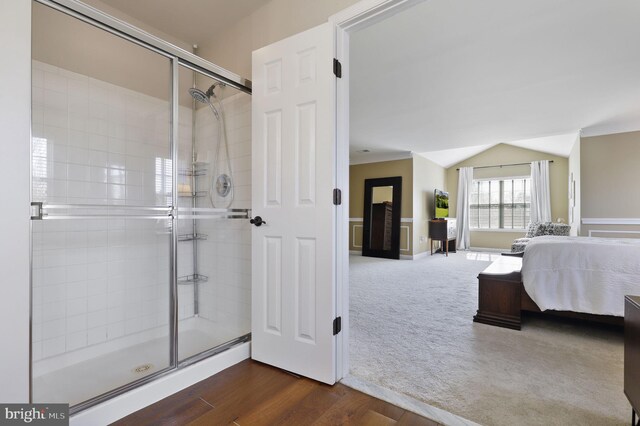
[456,166,473,250]
[530,160,552,223]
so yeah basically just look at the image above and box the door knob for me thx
[250,216,266,227]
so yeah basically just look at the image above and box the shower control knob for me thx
[250,216,266,227]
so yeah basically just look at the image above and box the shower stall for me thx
[30,0,251,412]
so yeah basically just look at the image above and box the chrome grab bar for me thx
[42,215,172,220]
[176,207,250,220]
[30,203,250,220]
[42,204,172,211]
[32,203,173,220]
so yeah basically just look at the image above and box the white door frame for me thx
[329,0,424,380]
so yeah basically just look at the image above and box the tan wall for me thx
[447,144,569,249]
[349,159,413,254]
[81,0,193,51]
[580,131,640,237]
[198,0,361,78]
[412,155,447,254]
[349,159,413,218]
[32,2,197,107]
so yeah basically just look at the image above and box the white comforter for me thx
[521,236,640,316]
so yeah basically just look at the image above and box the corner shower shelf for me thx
[178,169,208,177]
[178,162,209,177]
[178,233,208,242]
[178,274,209,285]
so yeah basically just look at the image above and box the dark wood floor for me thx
[112,359,440,426]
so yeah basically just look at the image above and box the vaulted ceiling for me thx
[350,0,640,165]
[85,0,640,167]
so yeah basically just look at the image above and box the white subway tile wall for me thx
[177,90,252,342]
[31,60,252,363]
[32,59,174,361]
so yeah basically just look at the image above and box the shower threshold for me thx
[32,317,249,408]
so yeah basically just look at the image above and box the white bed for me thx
[521,235,640,317]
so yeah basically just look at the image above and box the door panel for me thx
[251,23,335,384]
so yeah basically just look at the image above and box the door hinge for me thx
[333,58,342,78]
[333,188,342,205]
[333,316,342,335]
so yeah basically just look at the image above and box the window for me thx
[155,157,173,206]
[470,177,531,229]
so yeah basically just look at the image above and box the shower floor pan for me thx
[33,317,248,407]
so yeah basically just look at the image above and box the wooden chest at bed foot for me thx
[473,256,523,330]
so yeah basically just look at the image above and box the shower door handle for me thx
[250,216,266,227]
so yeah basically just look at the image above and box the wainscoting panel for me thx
[581,218,640,238]
[349,219,412,255]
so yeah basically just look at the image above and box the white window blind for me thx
[470,177,531,229]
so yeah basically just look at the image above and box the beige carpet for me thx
[347,252,629,426]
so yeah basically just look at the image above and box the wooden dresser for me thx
[370,202,393,251]
[429,219,456,256]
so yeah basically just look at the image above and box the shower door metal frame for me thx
[31,0,252,415]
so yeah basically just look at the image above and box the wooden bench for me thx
[473,256,624,330]
[473,256,524,330]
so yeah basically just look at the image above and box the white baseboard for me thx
[399,251,430,260]
[351,250,434,260]
[469,247,507,252]
[413,251,429,260]
[70,342,250,425]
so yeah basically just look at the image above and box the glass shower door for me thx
[176,65,252,363]
[31,2,174,409]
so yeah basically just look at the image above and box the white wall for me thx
[568,134,581,236]
[0,0,31,402]
[198,0,361,78]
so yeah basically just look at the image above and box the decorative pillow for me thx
[548,223,571,236]
[532,222,552,237]
[525,222,541,238]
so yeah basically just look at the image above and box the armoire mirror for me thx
[362,176,402,259]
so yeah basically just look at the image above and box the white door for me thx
[251,23,336,384]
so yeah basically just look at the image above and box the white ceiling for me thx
[350,0,640,164]
[99,0,271,46]
[418,132,579,168]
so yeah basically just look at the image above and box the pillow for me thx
[532,222,554,237]
[525,222,541,238]
[548,223,571,236]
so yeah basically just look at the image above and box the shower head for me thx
[188,87,220,119]
[188,87,210,104]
